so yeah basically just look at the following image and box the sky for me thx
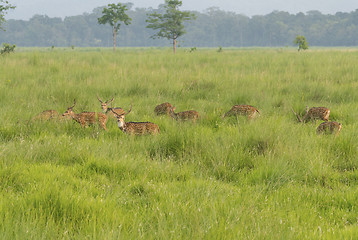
[5,0,358,20]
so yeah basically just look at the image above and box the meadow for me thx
[0,47,357,239]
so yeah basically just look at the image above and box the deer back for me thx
[124,122,160,135]
[32,110,60,121]
[109,108,125,118]
[317,121,342,135]
[303,107,330,122]
[224,105,260,119]
[73,112,107,129]
[154,102,173,116]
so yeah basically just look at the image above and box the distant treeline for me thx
[1,6,358,47]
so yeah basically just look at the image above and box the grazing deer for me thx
[111,103,160,135]
[62,100,107,130]
[223,105,260,120]
[317,121,342,135]
[97,95,125,118]
[154,102,173,116]
[291,106,330,123]
[169,106,199,123]
[31,110,60,121]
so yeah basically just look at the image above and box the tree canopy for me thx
[0,0,15,30]
[2,7,358,48]
[294,35,308,51]
[98,3,132,51]
[146,0,196,53]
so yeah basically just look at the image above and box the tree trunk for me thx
[173,33,176,54]
[113,27,116,52]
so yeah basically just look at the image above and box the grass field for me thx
[0,48,358,239]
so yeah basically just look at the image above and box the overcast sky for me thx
[5,0,358,20]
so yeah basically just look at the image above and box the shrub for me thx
[0,43,16,55]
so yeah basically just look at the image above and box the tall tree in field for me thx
[0,0,15,30]
[146,0,196,54]
[98,3,132,51]
[294,35,308,51]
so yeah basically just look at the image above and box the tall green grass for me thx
[0,48,357,239]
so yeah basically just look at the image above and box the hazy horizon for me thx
[5,0,358,20]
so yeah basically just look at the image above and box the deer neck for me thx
[117,119,126,132]
[170,111,177,119]
[105,107,112,114]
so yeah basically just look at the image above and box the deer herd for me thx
[31,95,342,136]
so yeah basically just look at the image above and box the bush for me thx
[0,43,16,55]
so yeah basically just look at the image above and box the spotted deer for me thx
[291,106,330,123]
[62,100,107,130]
[111,103,160,135]
[169,106,199,123]
[97,95,125,118]
[154,102,173,116]
[223,105,260,120]
[31,110,60,121]
[317,121,342,135]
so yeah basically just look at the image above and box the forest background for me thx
[1,5,358,47]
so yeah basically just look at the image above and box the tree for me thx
[294,35,308,51]
[97,3,132,51]
[146,0,196,53]
[0,0,15,30]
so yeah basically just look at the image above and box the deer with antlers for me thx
[169,106,199,123]
[154,102,174,116]
[62,100,107,130]
[317,121,342,135]
[97,95,125,118]
[291,106,330,123]
[111,103,160,135]
[223,105,260,120]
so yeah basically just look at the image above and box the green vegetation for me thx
[0,0,15,30]
[97,3,132,52]
[0,48,358,239]
[146,0,196,53]
[0,42,15,54]
[294,35,309,51]
[2,8,358,47]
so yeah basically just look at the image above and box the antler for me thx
[291,107,302,122]
[106,96,114,104]
[97,94,103,103]
[111,108,120,117]
[125,101,133,116]
[70,99,76,109]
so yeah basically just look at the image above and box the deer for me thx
[97,95,125,118]
[223,105,260,120]
[291,106,330,123]
[317,121,342,135]
[31,110,60,121]
[154,102,174,116]
[62,99,107,130]
[169,106,199,123]
[111,103,160,135]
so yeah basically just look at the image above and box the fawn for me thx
[291,106,330,123]
[223,105,260,120]
[317,121,342,135]
[169,106,199,123]
[62,100,107,130]
[111,103,160,135]
[97,95,125,118]
[154,102,173,116]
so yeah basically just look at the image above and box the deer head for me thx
[111,101,132,126]
[62,99,76,118]
[97,94,114,113]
